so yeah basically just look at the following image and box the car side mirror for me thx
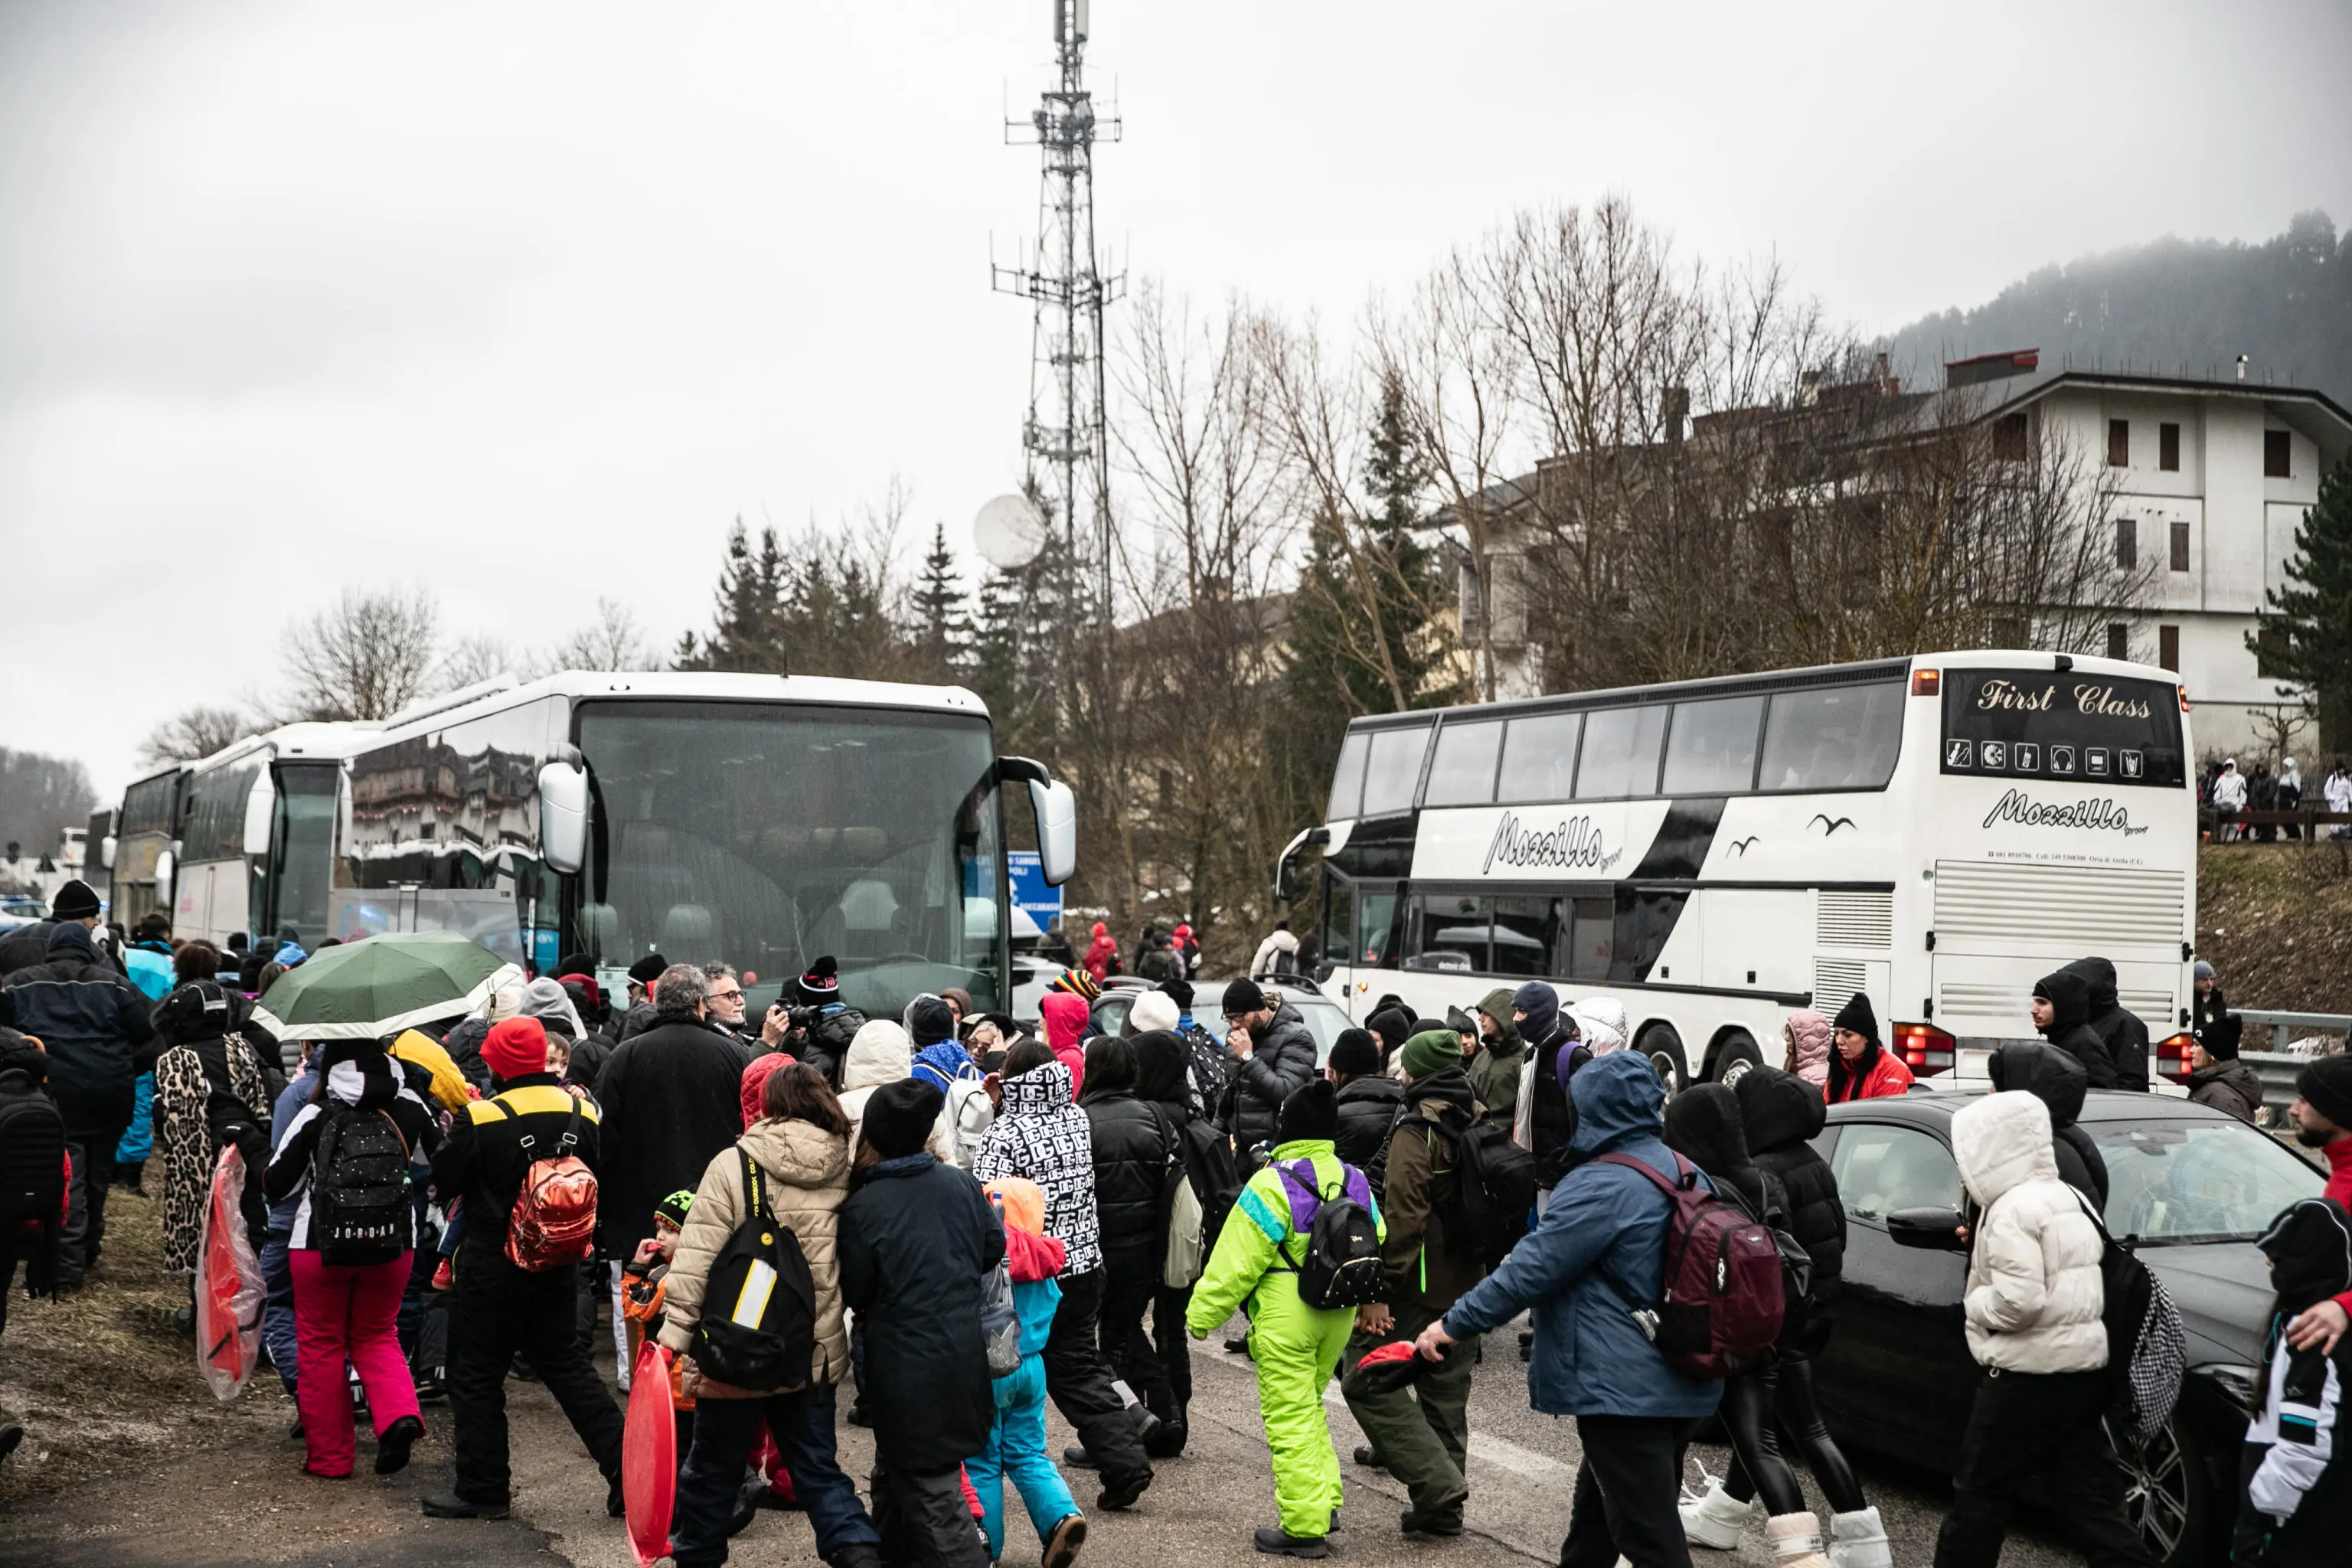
[537,760,590,876]
[1886,1206,1968,1250]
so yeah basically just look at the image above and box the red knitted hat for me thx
[482,1016,550,1082]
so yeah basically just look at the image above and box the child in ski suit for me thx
[619,1190,697,1459]
[1186,1080,1383,1557]
[975,1177,1086,1567]
[2234,1197,2352,1566]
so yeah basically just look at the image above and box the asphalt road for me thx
[2,1301,2090,1568]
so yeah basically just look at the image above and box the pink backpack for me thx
[1593,1152,1783,1380]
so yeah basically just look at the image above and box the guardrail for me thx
[2200,807,2352,838]
[2237,1009,2351,1115]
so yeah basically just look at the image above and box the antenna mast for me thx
[994,0,1122,623]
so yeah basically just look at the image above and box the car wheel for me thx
[2109,1413,2209,1568]
[1638,1025,1685,1100]
[1710,1031,1762,1086]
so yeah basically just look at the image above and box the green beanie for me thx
[1400,1028,1461,1082]
[654,1190,696,1230]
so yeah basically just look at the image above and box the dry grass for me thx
[0,1179,287,1508]
[2198,841,2352,1019]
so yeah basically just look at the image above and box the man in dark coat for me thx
[2030,969,2117,1090]
[1988,1041,2110,1207]
[2187,1015,2264,1122]
[1511,982,1582,1185]
[1328,1029,1403,1171]
[595,964,752,1263]
[2,883,154,1283]
[2061,956,2150,1093]
[1216,980,1317,1175]
[612,952,668,1044]
[1075,1034,1178,1466]
[840,1080,1004,1568]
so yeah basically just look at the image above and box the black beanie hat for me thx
[1277,1078,1340,1144]
[2297,1056,2352,1131]
[906,995,956,1049]
[50,879,100,921]
[798,956,842,1003]
[1831,991,1880,1046]
[1327,1028,1380,1078]
[2202,1013,2243,1061]
[861,1079,945,1161]
[2257,1198,2352,1315]
[626,952,669,985]
[1158,977,1194,1012]
[1222,978,1268,1017]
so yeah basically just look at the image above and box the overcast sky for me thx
[5,0,2347,802]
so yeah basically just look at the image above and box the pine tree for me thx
[2252,447,2352,750]
[968,564,1028,736]
[678,518,790,673]
[913,523,971,681]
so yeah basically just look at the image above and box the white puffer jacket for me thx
[1950,1090,2109,1374]
[836,1019,953,1165]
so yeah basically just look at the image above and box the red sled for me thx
[624,1341,678,1566]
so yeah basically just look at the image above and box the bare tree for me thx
[436,634,520,694]
[137,705,252,766]
[547,598,657,672]
[277,586,440,721]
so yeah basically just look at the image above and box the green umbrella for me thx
[250,930,522,1042]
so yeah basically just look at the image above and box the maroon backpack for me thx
[1593,1151,1783,1380]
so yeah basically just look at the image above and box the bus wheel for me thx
[1710,1031,1762,1086]
[1638,1025,1685,1099]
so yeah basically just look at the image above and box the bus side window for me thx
[1611,887,1686,984]
[1759,682,1906,792]
[1576,707,1668,799]
[1566,897,1613,981]
[1357,885,1402,969]
[1491,895,1556,977]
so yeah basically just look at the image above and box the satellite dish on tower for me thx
[973,494,1050,570]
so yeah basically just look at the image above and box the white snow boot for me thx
[1678,1478,1756,1550]
[1766,1512,1830,1568]
[1828,1507,1892,1568]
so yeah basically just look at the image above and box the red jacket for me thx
[1081,937,1119,983]
[2324,1139,2352,1321]
[1037,992,1089,1099]
[1828,1045,1914,1103]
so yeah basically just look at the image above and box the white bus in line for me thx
[170,721,384,952]
[1277,650,2200,1090]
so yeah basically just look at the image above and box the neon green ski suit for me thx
[1186,1138,1384,1540]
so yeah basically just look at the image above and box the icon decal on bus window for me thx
[2050,745,2076,775]
[2118,750,2143,779]
[2014,743,2040,772]
[1979,741,2007,769]
[1945,739,1974,768]
[2086,748,2110,776]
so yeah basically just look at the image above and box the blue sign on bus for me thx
[1008,851,1061,929]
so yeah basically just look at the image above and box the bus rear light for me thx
[2179,686,2192,713]
[1911,669,1941,697]
[2154,1032,2196,1083]
[1893,1021,1955,1077]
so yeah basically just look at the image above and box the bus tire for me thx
[1709,1031,1762,1086]
[1638,1025,1685,1098]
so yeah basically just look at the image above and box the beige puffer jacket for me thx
[1950,1090,2108,1374]
[657,1116,852,1390]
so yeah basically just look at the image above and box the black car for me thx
[1810,1089,2323,1566]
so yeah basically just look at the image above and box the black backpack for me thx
[0,1073,67,1240]
[1435,1116,1537,1272]
[2072,1191,2187,1444]
[688,1149,818,1392]
[1270,1158,1385,1309]
[309,1105,413,1266]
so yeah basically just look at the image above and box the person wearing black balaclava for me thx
[2059,957,2149,1093]
[2029,969,2117,1090]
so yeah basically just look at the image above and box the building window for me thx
[2105,622,2129,660]
[2170,520,2191,572]
[2265,430,2292,479]
[2158,626,2179,672]
[1992,413,2029,460]
[2114,519,2136,570]
[2108,419,2130,467]
[2159,422,2180,471]
[2256,626,2288,679]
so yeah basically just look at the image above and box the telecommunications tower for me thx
[993,0,1122,619]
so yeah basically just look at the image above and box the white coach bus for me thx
[170,722,382,952]
[1279,651,2199,1089]
[325,671,1076,1024]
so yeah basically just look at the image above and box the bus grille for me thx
[1932,861,2185,949]
[1817,890,1893,949]
[1938,982,2177,1027]
[1813,959,1868,1020]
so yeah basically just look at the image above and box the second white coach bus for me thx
[1279,650,2200,1089]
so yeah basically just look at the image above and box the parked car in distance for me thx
[1809,1089,2322,1567]
[1091,976,1355,1066]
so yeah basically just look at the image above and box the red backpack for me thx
[1594,1151,1782,1380]
[496,1098,599,1272]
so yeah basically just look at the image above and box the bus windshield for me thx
[268,763,341,949]
[575,702,1004,1017]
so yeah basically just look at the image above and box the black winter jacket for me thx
[1988,1041,2110,1208]
[3,923,156,1131]
[2035,969,2118,1090]
[1220,1003,1318,1165]
[1736,1066,1844,1345]
[2188,1057,2264,1123]
[596,1017,753,1259]
[1334,1073,1404,1171]
[442,1015,494,1092]
[429,1073,598,1257]
[839,1152,1004,1472]
[1663,1083,1786,1234]
[2063,957,2150,1093]
[1080,1087,1175,1259]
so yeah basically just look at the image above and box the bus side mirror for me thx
[1274,825,1331,903]
[242,771,278,857]
[538,761,590,876]
[1029,779,1076,887]
[154,849,175,890]
[100,835,116,871]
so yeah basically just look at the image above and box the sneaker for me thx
[825,1546,884,1568]
[730,1468,766,1535]
[1143,1420,1187,1459]
[1351,1445,1385,1469]
[1041,1513,1088,1568]
[374,1415,423,1475]
[414,1377,449,1406]
[1400,1508,1465,1537]
[432,1257,454,1290]
[847,1403,871,1428]
[421,1493,511,1520]
[1095,1470,1152,1511]
[1251,1527,1328,1558]
[1063,1445,1098,1468]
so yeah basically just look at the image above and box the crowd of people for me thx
[1,885,2348,1568]
[2205,753,2352,840]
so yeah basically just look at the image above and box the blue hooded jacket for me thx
[1442,1050,1723,1419]
[912,1040,981,1093]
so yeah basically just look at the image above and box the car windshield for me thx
[2092,1117,2324,1243]
[576,701,1005,1019]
